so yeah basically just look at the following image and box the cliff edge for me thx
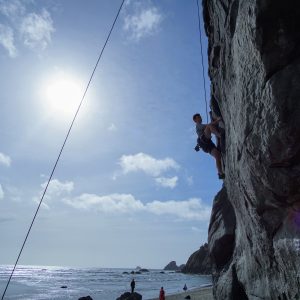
[182,243,211,274]
[203,0,300,299]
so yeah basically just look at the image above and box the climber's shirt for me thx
[196,123,206,138]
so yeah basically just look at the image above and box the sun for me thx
[43,73,85,119]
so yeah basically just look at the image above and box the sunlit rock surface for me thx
[203,0,300,298]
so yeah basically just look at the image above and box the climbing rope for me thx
[196,0,209,123]
[1,1,125,299]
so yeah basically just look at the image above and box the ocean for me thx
[0,265,212,300]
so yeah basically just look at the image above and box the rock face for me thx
[163,261,181,271]
[203,0,300,299]
[182,243,211,274]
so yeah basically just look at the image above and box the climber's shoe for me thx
[218,173,225,180]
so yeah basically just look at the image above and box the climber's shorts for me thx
[197,136,216,154]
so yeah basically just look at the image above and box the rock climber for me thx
[193,113,225,179]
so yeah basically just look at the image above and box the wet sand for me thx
[149,286,213,300]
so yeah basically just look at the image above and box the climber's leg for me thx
[204,124,221,140]
[210,148,224,178]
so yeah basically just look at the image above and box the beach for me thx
[149,287,213,300]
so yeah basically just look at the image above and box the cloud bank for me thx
[64,192,210,221]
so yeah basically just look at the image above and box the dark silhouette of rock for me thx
[139,268,149,272]
[116,292,142,300]
[182,243,211,274]
[159,271,165,274]
[130,271,135,274]
[123,271,129,274]
[78,296,93,300]
[203,0,300,298]
[60,286,67,289]
[163,261,180,271]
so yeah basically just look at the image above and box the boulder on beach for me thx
[116,292,142,300]
[78,296,93,300]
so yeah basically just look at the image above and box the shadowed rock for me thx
[182,243,211,274]
[203,0,300,298]
[116,292,142,300]
[78,296,93,300]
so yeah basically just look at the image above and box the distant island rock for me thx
[182,243,211,274]
[163,261,184,271]
[116,292,142,300]
[139,268,149,272]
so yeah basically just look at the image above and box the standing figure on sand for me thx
[159,287,165,300]
[131,279,135,293]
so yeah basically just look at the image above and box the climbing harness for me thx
[1,1,125,299]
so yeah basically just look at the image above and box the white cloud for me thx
[119,153,179,177]
[123,1,163,40]
[155,176,178,189]
[145,198,211,221]
[41,178,74,197]
[0,184,4,199]
[0,24,17,57]
[0,2,55,56]
[64,192,211,221]
[34,178,74,209]
[108,123,117,132]
[20,9,54,50]
[63,193,144,214]
[0,0,25,19]
[0,152,11,167]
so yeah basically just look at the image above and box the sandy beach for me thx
[149,286,213,300]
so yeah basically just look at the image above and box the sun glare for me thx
[43,74,85,119]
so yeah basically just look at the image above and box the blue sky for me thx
[0,0,222,268]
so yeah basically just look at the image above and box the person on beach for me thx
[159,287,165,300]
[183,284,187,291]
[193,113,225,179]
[131,279,135,293]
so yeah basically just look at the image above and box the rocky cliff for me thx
[203,0,300,299]
[182,243,211,274]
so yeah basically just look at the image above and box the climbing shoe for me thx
[218,173,225,180]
